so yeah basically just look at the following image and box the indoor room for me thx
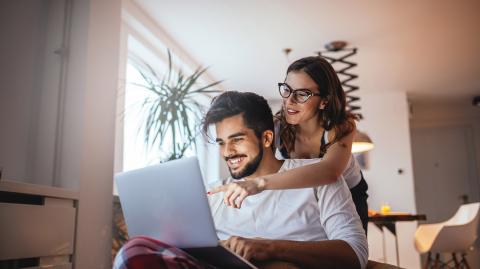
[1,1,479,268]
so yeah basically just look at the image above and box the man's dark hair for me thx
[201,91,274,141]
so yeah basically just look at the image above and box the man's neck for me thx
[244,151,283,180]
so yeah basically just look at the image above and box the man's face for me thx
[215,114,263,179]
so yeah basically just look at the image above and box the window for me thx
[115,7,223,189]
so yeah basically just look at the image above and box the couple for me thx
[114,56,368,269]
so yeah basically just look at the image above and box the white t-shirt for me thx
[208,159,368,269]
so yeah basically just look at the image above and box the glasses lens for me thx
[294,90,311,103]
[279,84,291,98]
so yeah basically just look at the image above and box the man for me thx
[114,91,367,269]
[201,91,367,269]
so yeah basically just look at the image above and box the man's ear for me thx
[262,130,274,148]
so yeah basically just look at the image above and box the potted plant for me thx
[132,50,222,161]
[112,50,222,259]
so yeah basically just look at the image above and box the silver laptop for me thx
[115,156,257,269]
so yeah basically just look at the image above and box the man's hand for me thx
[220,236,273,261]
[208,177,266,208]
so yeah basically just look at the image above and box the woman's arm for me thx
[208,125,355,208]
[264,127,354,188]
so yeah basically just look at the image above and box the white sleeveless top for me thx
[275,129,362,189]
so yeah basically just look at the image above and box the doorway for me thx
[411,124,480,267]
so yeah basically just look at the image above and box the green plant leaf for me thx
[125,49,222,162]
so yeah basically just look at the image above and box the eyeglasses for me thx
[278,83,322,103]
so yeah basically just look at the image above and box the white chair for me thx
[414,202,480,269]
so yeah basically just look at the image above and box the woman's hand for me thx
[208,177,267,208]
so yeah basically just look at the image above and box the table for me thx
[368,213,426,266]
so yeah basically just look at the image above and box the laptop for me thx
[115,156,257,269]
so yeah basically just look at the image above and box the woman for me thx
[209,56,369,232]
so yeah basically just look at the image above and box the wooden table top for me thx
[368,213,427,222]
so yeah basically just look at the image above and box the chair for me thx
[414,202,480,269]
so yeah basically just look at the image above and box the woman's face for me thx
[282,71,327,125]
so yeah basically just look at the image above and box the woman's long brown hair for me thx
[276,56,357,157]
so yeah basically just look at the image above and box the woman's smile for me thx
[286,107,300,115]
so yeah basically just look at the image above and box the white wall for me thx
[358,92,417,213]
[30,0,68,186]
[410,99,480,184]
[0,1,121,267]
[357,91,420,268]
[56,0,121,267]
[0,0,37,181]
[0,0,64,185]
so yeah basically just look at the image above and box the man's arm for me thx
[315,177,368,269]
[222,236,360,269]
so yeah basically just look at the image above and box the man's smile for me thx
[225,155,246,169]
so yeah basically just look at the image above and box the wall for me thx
[356,91,420,268]
[62,0,120,268]
[358,92,417,213]
[0,0,37,181]
[0,0,64,185]
[410,98,480,211]
[410,99,480,182]
[12,0,124,267]
[0,0,121,267]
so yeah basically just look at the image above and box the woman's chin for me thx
[287,121,300,126]
[285,116,300,125]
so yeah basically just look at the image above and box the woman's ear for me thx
[263,130,274,148]
[319,99,328,110]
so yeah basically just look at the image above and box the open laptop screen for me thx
[115,157,257,269]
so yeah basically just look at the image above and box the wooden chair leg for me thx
[452,253,460,269]
[423,252,433,269]
[461,253,471,269]
[424,252,432,269]
[433,253,440,269]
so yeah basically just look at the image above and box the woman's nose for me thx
[285,94,297,105]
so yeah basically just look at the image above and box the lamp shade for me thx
[352,130,374,153]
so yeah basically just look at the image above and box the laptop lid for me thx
[115,156,218,248]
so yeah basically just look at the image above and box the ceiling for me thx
[134,0,480,103]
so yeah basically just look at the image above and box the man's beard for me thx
[226,144,263,179]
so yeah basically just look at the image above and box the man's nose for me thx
[223,143,235,157]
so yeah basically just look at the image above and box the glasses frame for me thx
[278,82,322,103]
